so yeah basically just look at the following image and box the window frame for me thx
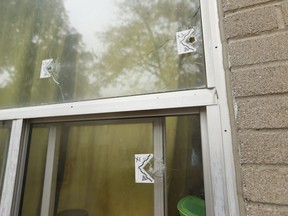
[0,0,240,215]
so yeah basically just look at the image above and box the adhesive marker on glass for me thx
[135,154,154,183]
[176,29,197,55]
[40,59,53,79]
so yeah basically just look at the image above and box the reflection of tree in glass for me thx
[0,0,58,106]
[0,0,206,108]
[89,0,206,97]
[0,0,92,107]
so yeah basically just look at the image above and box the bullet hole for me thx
[188,36,196,43]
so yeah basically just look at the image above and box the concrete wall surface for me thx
[220,0,288,215]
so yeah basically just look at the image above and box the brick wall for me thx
[220,0,288,215]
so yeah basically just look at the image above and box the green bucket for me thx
[177,196,205,216]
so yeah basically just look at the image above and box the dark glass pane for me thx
[0,121,11,200]
[166,115,204,215]
[0,0,205,109]
[21,127,49,216]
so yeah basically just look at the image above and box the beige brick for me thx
[224,6,278,38]
[237,94,288,129]
[282,1,288,26]
[228,32,288,67]
[239,130,288,164]
[232,63,288,97]
[222,0,273,11]
[242,165,288,205]
[247,203,288,216]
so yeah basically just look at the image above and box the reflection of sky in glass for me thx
[0,0,206,109]
[99,70,160,97]
[0,67,14,88]
[63,0,205,96]
[64,0,118,52]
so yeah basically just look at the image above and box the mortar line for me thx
[224,0,284,15]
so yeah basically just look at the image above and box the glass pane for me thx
[21,127,49,216]
[166,115,205,215]
[0,121,11,200]
[21,122,154,216]
[0,0,205,109]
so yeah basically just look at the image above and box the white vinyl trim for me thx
[0,89,217,121]
[200,0,216,88]
[206,105,229,215]
[201,0,240,215]
[0,119,23,216]
[200,109,214,216]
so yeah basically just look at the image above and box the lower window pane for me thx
[21,127,49,216]
[166,115,204,216]
[20,115,205,215]
[21,122,154,216]
[0,121,11,200]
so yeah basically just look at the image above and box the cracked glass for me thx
[20,115,204,215]
[0,0,206,109]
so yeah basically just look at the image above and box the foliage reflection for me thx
[0,0,205,108]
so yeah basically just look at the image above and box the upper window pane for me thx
[0,0,206,109]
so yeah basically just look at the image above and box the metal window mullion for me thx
[0,119,23,216]
[0,89,217,121]
[11,121,31,216]
[200,0,216,88]
[40,127,59,216]
[153,118,166,216]
[200,108,214,216]
[205,105,229,215]
[201,0,240,214]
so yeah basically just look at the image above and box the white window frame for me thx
[0,1,239,215]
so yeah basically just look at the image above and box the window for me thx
[20,115,203,215]
[0,0,239,216]
[0,0,205,109]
